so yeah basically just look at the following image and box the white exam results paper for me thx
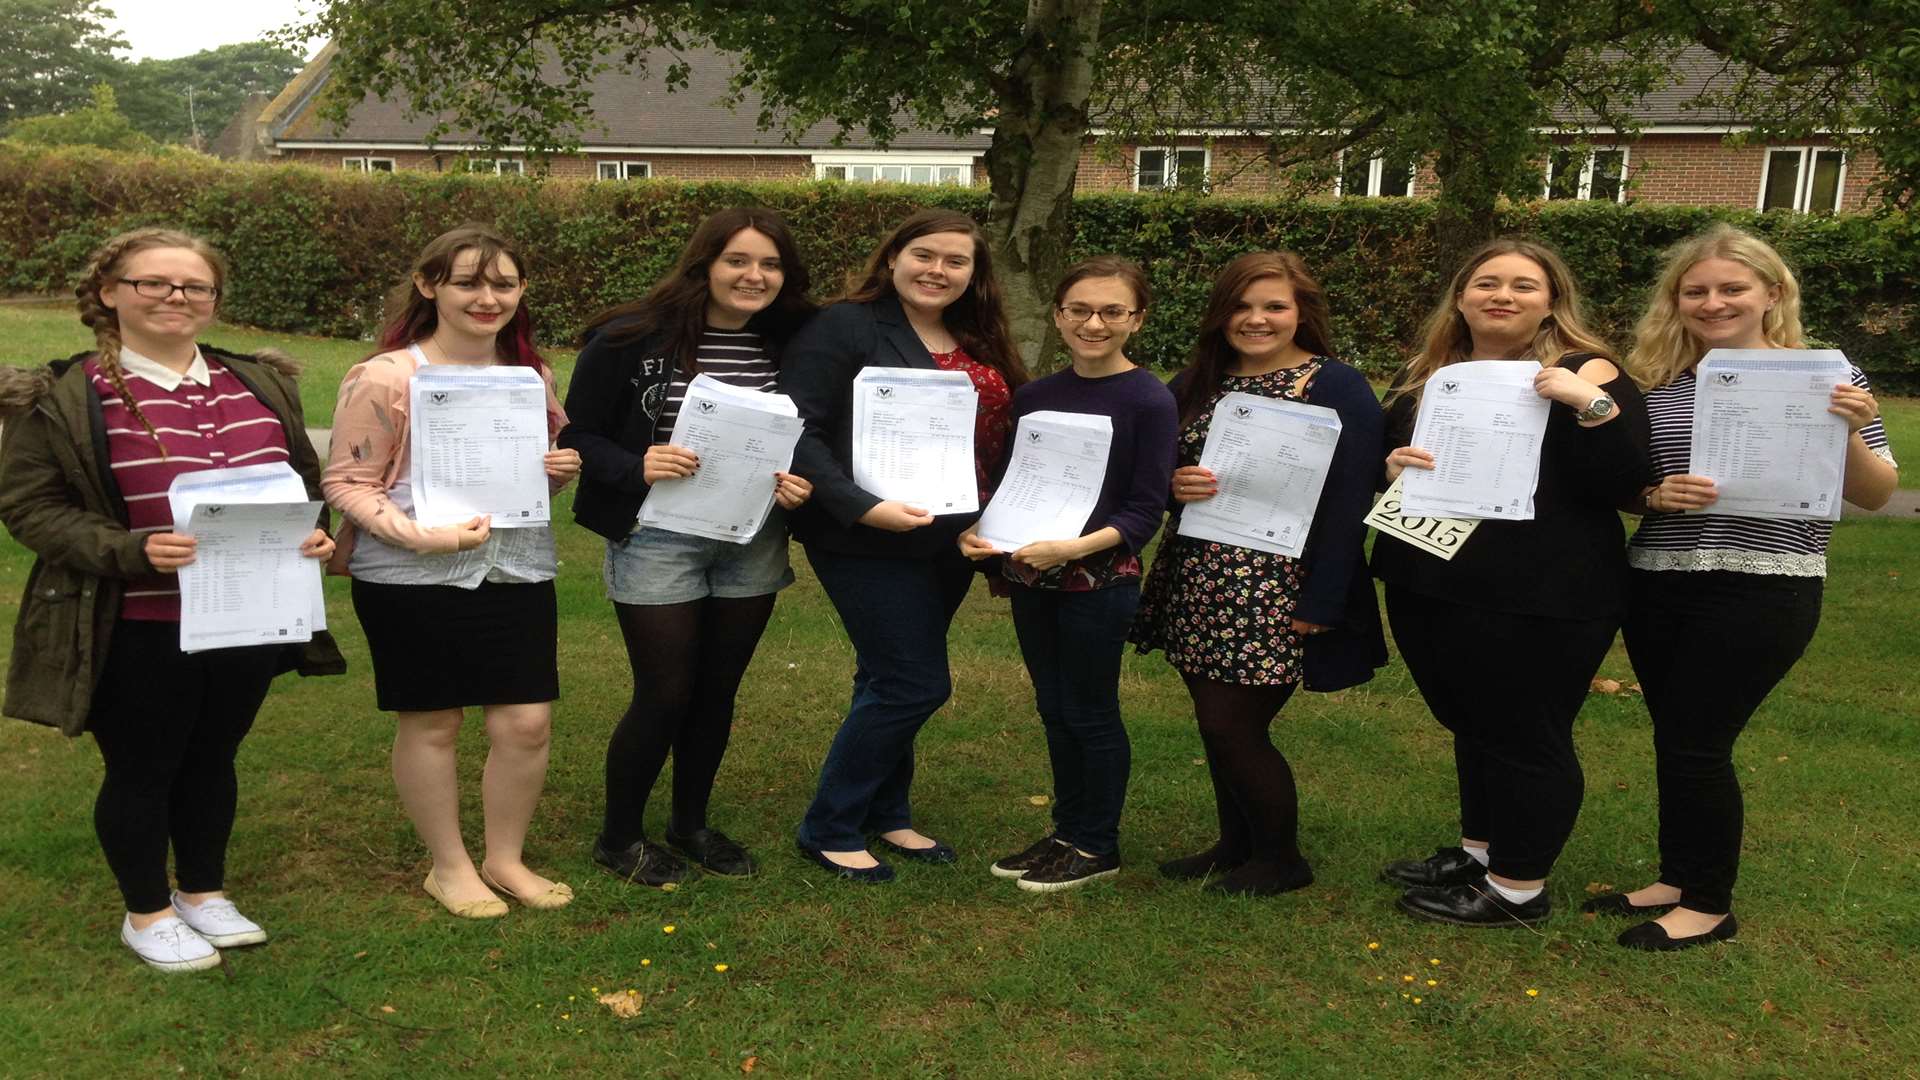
[1688,349,1851,522]
[639,374,803,543]
[975,411,1113,552]
[167,463,326,653]
[408,364,551,528]
[1399,360,1550,520]
[1176,393,1342,558]
[851,367,979,514]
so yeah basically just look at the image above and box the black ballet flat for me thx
[1581,892,1677,918]
[1617,914,1739,951]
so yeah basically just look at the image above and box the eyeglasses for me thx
[1058,304,1140,324]
[118,278,220,303]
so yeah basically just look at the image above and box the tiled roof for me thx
[268,43,1814,150]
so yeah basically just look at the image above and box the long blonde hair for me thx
[1626,224,1805,390]
[1386,238,1611,407]
[75,227,230,456]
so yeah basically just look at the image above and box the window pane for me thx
[822,165,847,180]
[1339,154,1371,196]
[631,162,650,178]
[1546,149,1580,200]
[1137,148,1168,189]
[1379,157,1412,198]
[850,165,876,181]
[1762,150,1802,210]
[598,161,620,180]
[1807,150,1844,211]
[1175,149,1207,189]
[908,165,932,184]
[879,165,905,181]
[938,165,964,184]
[499,160,523,175]
[343,158,366,171]
[1590,151,1624,202]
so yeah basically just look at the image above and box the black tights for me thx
[1184,674,1302,868]
[600,595,776,846]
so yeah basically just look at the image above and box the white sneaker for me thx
[171,893,269,948]
[121,914,222,972]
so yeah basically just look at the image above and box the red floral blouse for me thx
[931,346,1012,504]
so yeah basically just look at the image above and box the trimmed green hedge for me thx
[3,145,1914,386]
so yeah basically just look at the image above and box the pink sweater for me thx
[321,350,568,559]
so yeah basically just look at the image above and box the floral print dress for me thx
[1129,362,1321,685]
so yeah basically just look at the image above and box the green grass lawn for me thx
[0,312,1915,1076]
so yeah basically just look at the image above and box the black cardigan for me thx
[555,323,677,541]
[1369,353,1652,619]
[778,296,982,559]
[1166,360,1388,693]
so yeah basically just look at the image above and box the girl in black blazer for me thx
[780,209,1029,882]
[560,208,817,887]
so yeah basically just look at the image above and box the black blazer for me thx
[555,323,676,541]
[778,296,980,559]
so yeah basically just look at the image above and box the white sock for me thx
[1461,842,1490,867]
[1487,879,1542,904]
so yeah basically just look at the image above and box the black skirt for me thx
[350,578,559,711]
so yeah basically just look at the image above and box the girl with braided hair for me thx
[0,227,342,972]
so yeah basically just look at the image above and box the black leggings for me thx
[600,595,776,846]
[1182,674,1302,866]
[89,620,279,913]
[1623,569,1821,914]
[1386,586,1618,881]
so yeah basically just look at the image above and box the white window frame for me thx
[341,156,395,172]
[1335,152,1416,197]
[1542,146,1629,202]
[813,152,974,186]
[597,160,651,180]
[1134,146,1210,192]
[1757,146,1847,213]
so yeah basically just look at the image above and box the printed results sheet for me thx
[1176,392,1342,558]
[408,364,551,528]
[639,374,804,543]
[1399,360,1549,520]
[1688,349,1851,521]
[850,366,979,514]
[167,463,326,652]
[975,411,1113,552]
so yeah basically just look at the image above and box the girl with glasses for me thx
[0,227,342,970]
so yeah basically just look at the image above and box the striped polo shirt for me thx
[90,348,292,620]
[653,329,778,443]
[1628,366,1896,578]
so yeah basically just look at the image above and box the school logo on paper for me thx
[1234,405,1251,419]
[430,391,449,404]
[1028,430,1043,443]
[698,400,716,413]
[205,505,225,516]
[1439,380,1460,395]
[1717,372,1741,386]
[875,386,894,398]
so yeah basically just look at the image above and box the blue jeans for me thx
[1009,581,1140,857]
[797,547,975,851]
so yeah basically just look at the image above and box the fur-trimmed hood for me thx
[0,344,300,417]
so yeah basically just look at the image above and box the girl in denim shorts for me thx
[560,209,818,886]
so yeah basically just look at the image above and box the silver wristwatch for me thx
[1574,394,1616,422]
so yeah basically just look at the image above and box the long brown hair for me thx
[1387,238,1610,408]
[375,223,547,371]
[75,227,231,457]
[841,209,1029,389]
[579,207,816,372]
[1175,251,1333,425]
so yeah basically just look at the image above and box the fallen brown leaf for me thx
[742,1057,759,1074]
[1585,881,1616,895]
[1590,677,1622,694]
[1027,795,1049,806]
[1762,999,1777,1015]
[598,991,642,1018]
[379,1005,395,1014]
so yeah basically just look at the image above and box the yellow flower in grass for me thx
[641,959,652,967]
[1426,979,1437,987]
[663,925,676,934]
[1412,997,1422,1005]
[1526,988,1540,998]
[1367,942,1380,951]
[714,964,730,973]
[1402,975,1415,983]
[1429,958,1441,966]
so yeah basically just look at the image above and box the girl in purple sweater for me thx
[960,256,1178,892]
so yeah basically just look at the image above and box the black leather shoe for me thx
[1381,846,1487,888]
[1397,882,1550,927]
[1617,913,1738,951]
[873,835,957,864]
[665,826,757,877]
[1158,844,1249,881]
[1581,892,1677,918]
[796,841,895,884]
[592,837,692,888]
[1203,858,1314,897]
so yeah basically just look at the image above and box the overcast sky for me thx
[106,0,323,61]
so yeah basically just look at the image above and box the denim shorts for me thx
[603,513,794,605]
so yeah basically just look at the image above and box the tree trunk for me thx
[1428,143,1504,277]
[983,0,1104,372]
